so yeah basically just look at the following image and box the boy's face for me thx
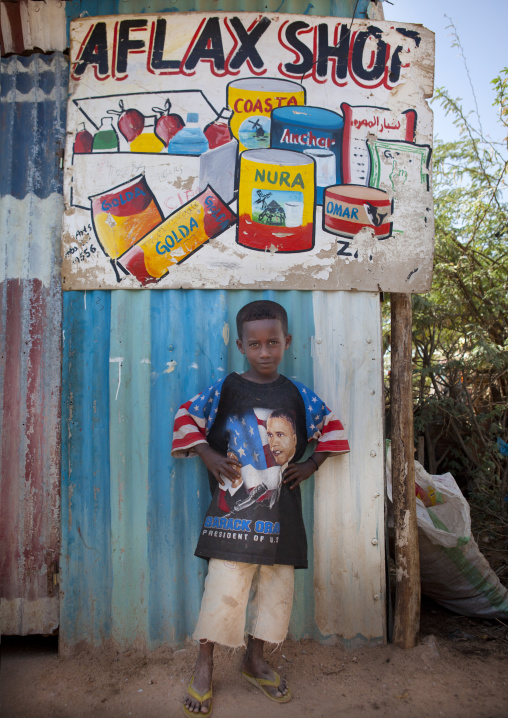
[267,416,297,466]
[236,318,292,382]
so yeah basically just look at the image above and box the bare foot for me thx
[184,641,213,714]
[242,636,289,700]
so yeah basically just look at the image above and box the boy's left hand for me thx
[283,457,322,489]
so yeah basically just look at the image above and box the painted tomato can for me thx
[270,106,344,204]
[323,184,393,239]
[238,149,315,252]
[227,78,305,152]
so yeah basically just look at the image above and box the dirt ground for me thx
[1,597,507,718]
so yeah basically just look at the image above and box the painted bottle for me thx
[167,113,209,155]
[92,117,119,153]
[204,108,233,149]
[129,116,165,153]
[73,122,93,154]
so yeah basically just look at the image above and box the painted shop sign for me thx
[62,13,435,292]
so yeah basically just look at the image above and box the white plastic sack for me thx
[386,448,508,619]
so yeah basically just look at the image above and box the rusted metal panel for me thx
[0,0,67,56]
[0,52,67,634]
[0,0,25,55]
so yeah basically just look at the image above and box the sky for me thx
[382,0,507,144]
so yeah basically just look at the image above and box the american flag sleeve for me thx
[290,379,350,455]
[171,377,226,458]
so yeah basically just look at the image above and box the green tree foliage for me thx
[390,70,508,510]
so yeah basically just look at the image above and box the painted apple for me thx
[152,99,184,146]
[118,108,145,143]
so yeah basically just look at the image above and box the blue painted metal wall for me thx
[61,289,320,648]
[59,0,385,652]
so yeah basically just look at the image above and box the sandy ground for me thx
[1,599,507,718]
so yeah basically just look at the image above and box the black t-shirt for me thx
[196,373,309,568]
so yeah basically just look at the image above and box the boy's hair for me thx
[267,408,297,433]
[236,300,288,339]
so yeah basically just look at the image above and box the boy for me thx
[172,300,349,716]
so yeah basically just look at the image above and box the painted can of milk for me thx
[323,184,393,239]
[270,106,344,204]
[227,78,306,153]
[237,149,315,252]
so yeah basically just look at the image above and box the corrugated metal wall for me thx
[0,1,67,56]
[61,289,385,651]
[64,0,374,15]
[0,52,68,634]
[0,0,386,649]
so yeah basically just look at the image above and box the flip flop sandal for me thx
[242,670,292,703]
[182,676,213,717]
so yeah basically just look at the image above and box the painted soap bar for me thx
[119,186,236,285]
[90,175,164,260]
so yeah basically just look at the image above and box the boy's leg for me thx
[193,559,258,646]
[242,635,289,699]
[185,559,258,712]
[243,563,294,699]
[184,639,214,714]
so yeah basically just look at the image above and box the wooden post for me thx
[390,293,420,648]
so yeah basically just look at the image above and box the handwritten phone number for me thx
[66,244,97,264]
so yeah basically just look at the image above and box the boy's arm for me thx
[171,380,225,458]
[194,443,242,484]
[289,379,350,455]
[171,378,241,484]
[284,380,351,489]
[283,451,330,489]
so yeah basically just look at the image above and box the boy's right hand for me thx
[194,444,242,485]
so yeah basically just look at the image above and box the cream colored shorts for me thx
[193,559,294,648]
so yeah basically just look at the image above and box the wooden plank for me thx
[390,292,420,648]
